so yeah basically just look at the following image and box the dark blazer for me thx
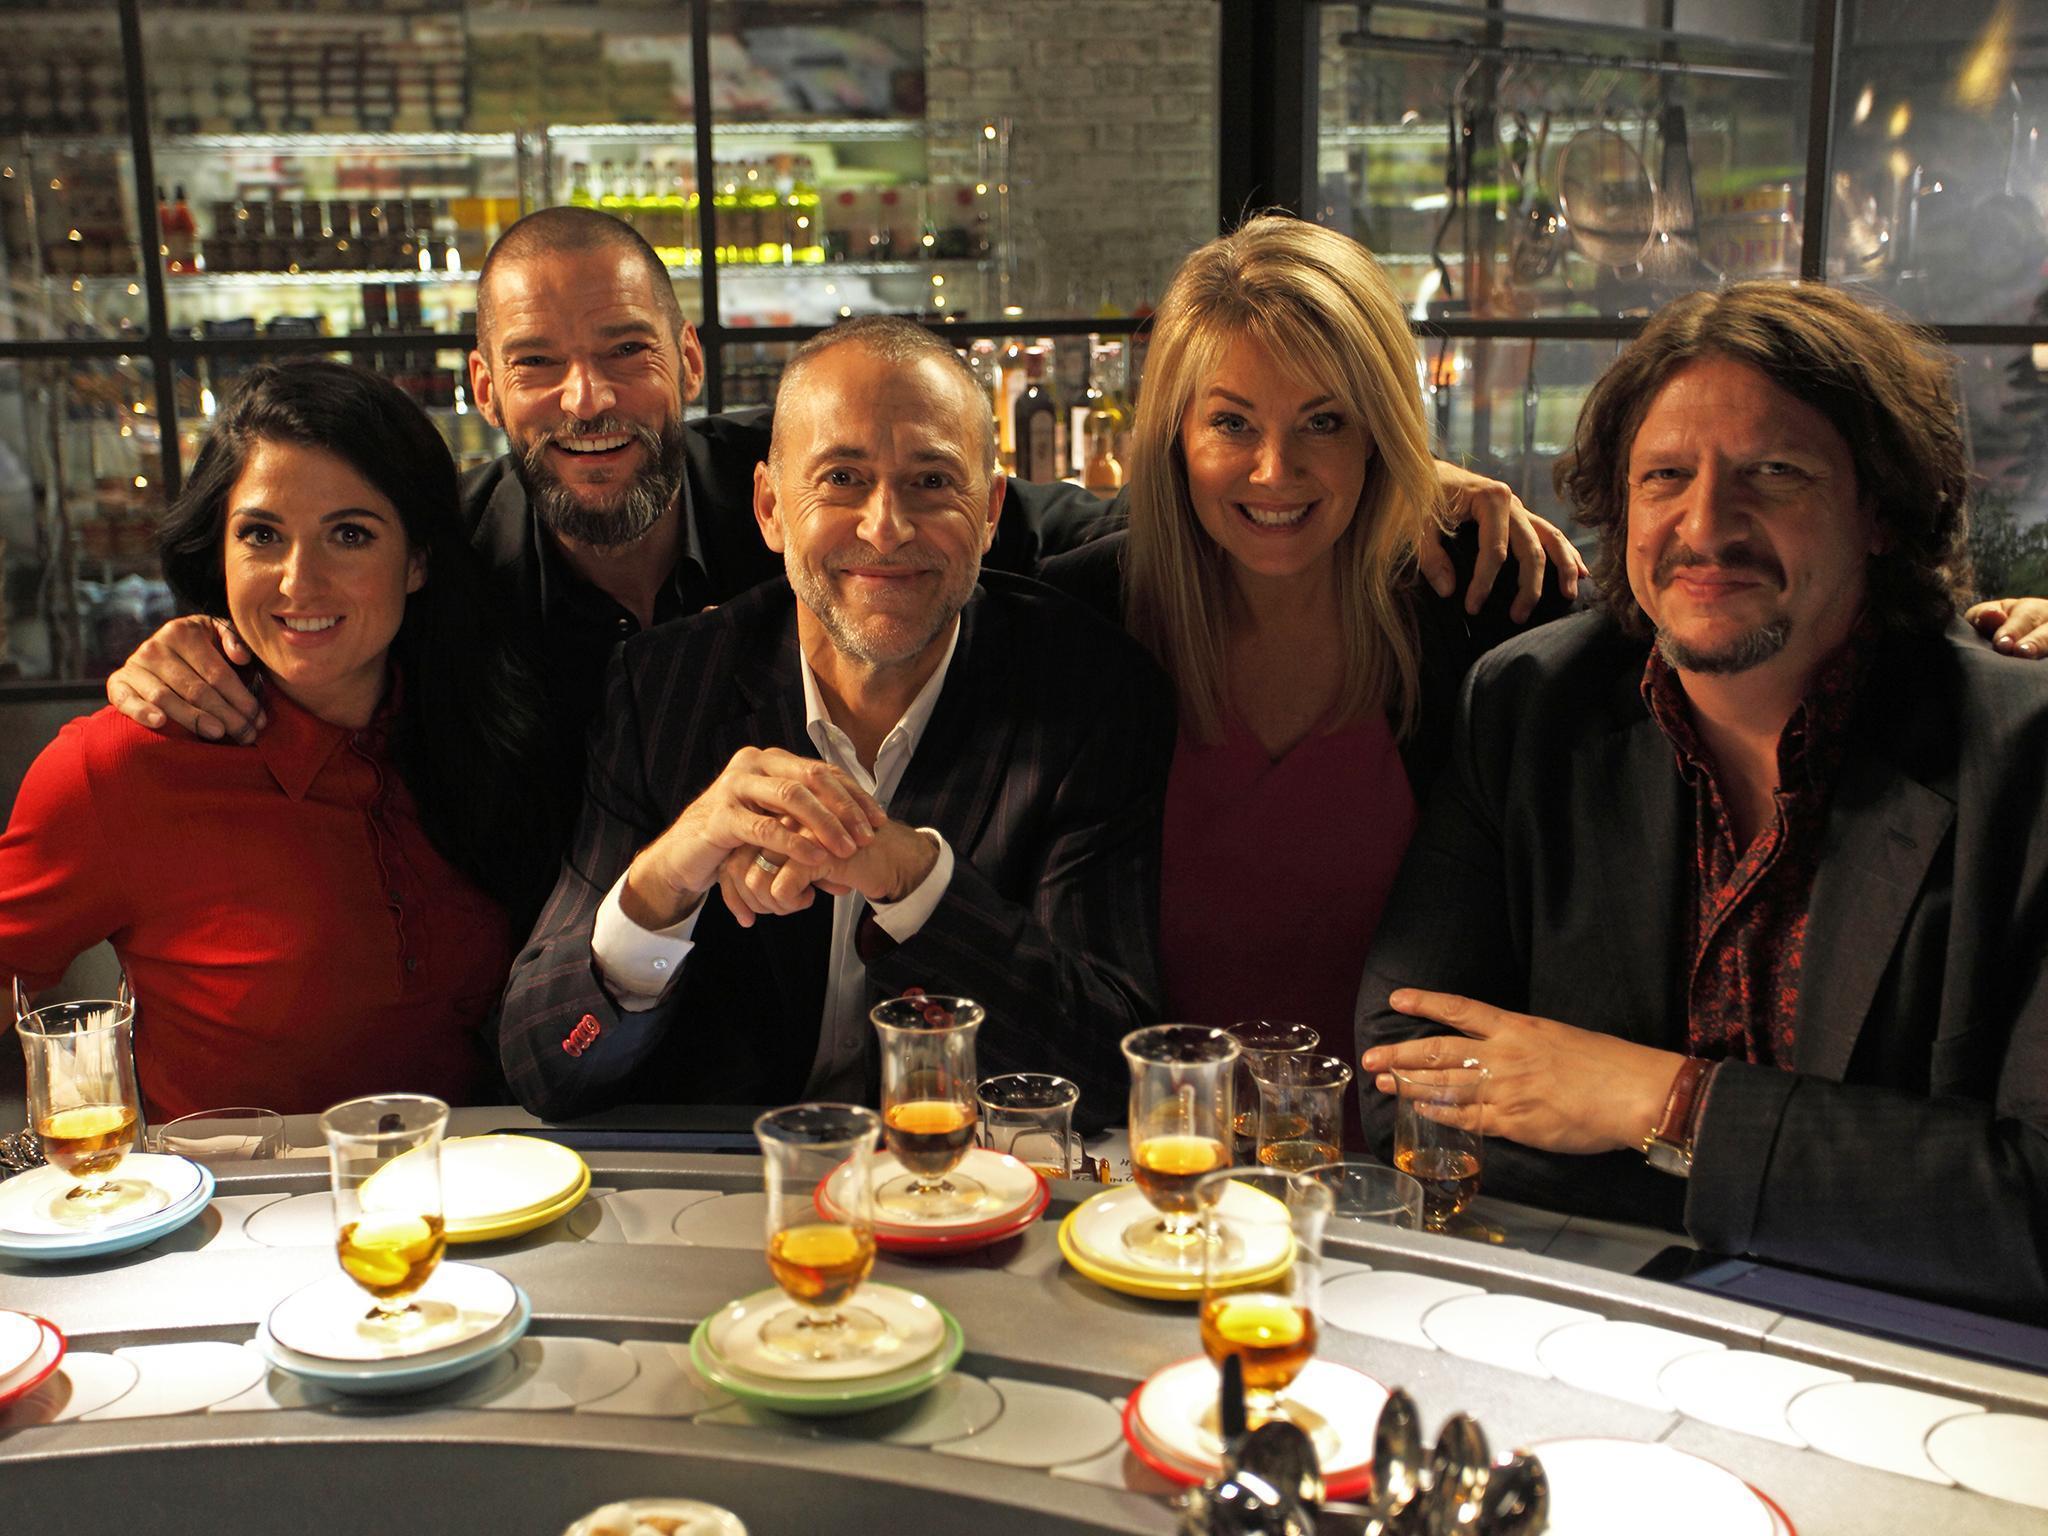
[498,570,1176,1130]
[1356,611,2048,1319]
[1039,522,1573,801]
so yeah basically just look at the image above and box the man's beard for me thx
[1649,538,1790,675]
[787,548,975,669]
[510,412,688,550]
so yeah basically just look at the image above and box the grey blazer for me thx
[1357,610,2048,1319]
[499,570,1174,1131]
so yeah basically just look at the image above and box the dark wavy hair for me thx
[1555,281,1974,637]
[157,360,561,908]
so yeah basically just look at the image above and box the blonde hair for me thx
[1123,215,1444,744]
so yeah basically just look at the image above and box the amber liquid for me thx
[337,1212,447,1300]
[768,1222,876,1308]
[1395,1146,1482,1225]
[1200,1292,1316,1397]
[883,1099,976,1177]
[1131,1133,1227,1215]
[1259,1139,1341,1174]
[36,1103,137,1179]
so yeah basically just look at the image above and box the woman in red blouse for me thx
[0,362,559,1118]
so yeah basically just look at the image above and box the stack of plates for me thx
[816,1148,1049,1253]
[254,1262,530,1396]
[0,1153,214,1262]
[688,1284,962,1417]
[361,1134,591,1243]
[1531,1439,1794,1536]
[1057,1181,1295,1301]
[1122,1355,1385,1498]
[0,1308,66,1410]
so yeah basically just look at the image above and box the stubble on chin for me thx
[1653,617,1792,676]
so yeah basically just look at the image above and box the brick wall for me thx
[922,0,1220,314]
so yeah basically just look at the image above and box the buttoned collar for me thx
[798,618,961,793]
[252,679,386,802]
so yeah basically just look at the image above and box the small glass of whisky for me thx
[754,1102,889,1364]
[1121,1024,1240,1270]
[871,995,985,1220]
[1196,1166,1332,1429]
[15,976,147,1227]
[1251,1053,1353,1174]
[1391,1064,1490,1235]
[320,1093,451,1345]
[976,1072,1079,1180]
[1222,1021,1319,1164]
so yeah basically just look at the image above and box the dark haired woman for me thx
[0,360,558,1118]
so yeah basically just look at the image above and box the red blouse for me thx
[0,690,511,1119]
[1159,711,1418,1095]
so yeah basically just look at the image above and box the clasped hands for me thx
[1360,989,1687,1156]
[620,747,937,931]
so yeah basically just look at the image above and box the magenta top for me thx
[1158,710,1419,1142]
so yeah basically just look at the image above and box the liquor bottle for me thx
[790,155,823,264]
[567,162,594,208]
[1014,348,1060,484]
[994,340,1026,474]
[965,339,1000,464]
[160,185,198,273]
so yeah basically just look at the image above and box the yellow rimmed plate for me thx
[444,1160,592,1243]
[1057,1207,1294,1301]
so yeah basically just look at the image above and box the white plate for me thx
[1656,1350,1850,1448]
[1532,1438,1775,1536]
[1419,1292,1602,1377]
[255,1287,530,1392]
[1135,1356,1384,1475]
[1926,1412,2048,1510]
[707,1283,946,1383]
[823,1147,1042,1233]
[564,1497,748,1536]
[1783,1380,1981,1485]
[363,1134,589,1226]
[0,1310,45,1381]
[1068,1181,1293,1281]
[266,1262,519,1363]
[0,1153,203,1237]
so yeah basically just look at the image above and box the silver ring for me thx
[753,852,784,876]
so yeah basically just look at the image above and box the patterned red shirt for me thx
[1640,639,1868,1068]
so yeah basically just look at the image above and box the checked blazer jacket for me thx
[498,570,1175,1130]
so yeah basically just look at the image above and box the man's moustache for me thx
[1652,542,1786,587]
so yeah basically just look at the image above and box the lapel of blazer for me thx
[1581,675,1690,1048]
[888,586,1015,849]
[1796,651,1956,1081]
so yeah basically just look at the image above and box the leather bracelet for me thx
[1642,1056,1711,1176]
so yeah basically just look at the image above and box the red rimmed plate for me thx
[1750,1485,1797,1536]
[1121,1357,1378,1501]
[0,1315,67,1410]
[815,1149,1050,1253]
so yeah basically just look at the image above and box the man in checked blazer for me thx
[499,315,1173,1128]
[1356,283,2048,1319]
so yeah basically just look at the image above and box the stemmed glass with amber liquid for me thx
[871,995,985,1220]
[1392,1064,1499,1240]
[1122,1025,1239,1270]
[16,978,151,1228]
[755,1103,891,1364]
[1197,1167,1331,1431]
[320,1094,451,1344]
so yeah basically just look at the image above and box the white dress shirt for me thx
[590,620,960,1100]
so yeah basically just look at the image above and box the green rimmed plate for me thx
[688,1288,964,1418]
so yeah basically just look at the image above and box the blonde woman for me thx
[1041,215,1577,1117]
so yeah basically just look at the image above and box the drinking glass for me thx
[15,977,148,1227]
[1122,1024,1238,1270]
[152,1107,287,1162]
[1223,1021,1318,1164]
[1307,1159,1424,1229]
[1197,1167,1332,1429]
[976,1072,1079,1179]
[321,1094,450,1342]
[1392,1064,1490,1235]
[1252,1053,1353,1172]
[871,995,984,1219]
[755,1103,888,1363]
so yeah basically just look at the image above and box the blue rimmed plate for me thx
[0,1162,215,1263]
[254,1279,531,1397]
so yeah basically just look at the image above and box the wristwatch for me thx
[1641,1056,1712,1177]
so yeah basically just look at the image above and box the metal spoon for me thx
[1477,1452,1548,1536]
[1371,1388,1425,1520]
[1426,1413,1491,1536]
[1177,1471,1315,1536]
[1238,1419,1325,1512]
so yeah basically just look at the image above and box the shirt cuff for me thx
[869,829,953,942]
[591,870,701,1011]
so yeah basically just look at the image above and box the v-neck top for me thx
[1158,710,1418,1081]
